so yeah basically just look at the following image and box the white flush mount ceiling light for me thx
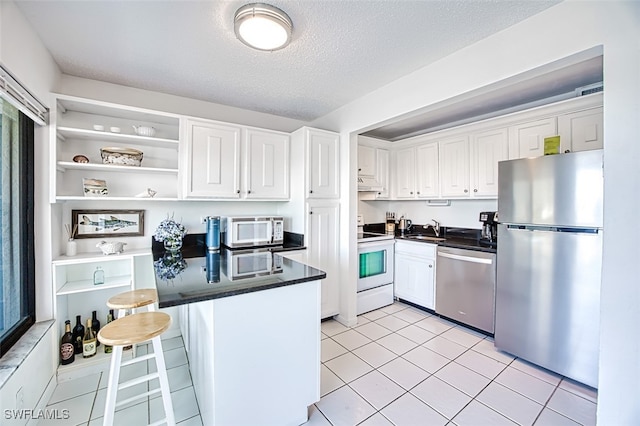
[234,3,293,51]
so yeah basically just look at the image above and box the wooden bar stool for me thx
[98,311,175,426]
[107,289,158,319]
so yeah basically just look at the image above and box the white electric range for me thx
[357,228,395,315]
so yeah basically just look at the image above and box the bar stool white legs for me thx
[98,311,175,426]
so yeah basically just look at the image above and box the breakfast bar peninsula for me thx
[153,240,325,426]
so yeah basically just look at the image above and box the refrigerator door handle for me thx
[437,252,493,265]
[505,224,600,234]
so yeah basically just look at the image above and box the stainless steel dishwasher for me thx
[435,246,496,334]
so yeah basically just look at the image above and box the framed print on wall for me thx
[72,209,144,239]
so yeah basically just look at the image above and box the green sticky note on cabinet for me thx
[544,136,561,155]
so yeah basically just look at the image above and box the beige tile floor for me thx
[39,301,598,425]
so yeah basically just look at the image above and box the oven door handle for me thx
[437,252,493,265]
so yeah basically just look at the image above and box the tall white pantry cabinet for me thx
[289,127,341,319]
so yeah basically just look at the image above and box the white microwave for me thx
[222,216,284,248]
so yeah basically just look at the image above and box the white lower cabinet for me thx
[394,241,436,310]
[307,202,340,318]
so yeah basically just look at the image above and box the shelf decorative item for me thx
[65,223,78,257]
[96,240,127,255]
[132,125,156,137]
[154,215,187,252]
[83,178,108,197]
[73,209,145,239]
[154,251,187,282]
[100,147,143,166]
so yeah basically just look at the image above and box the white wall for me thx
[0,324,57,426]
[0,1,60,419]
[311,1,640,423]
[1,0,61,322]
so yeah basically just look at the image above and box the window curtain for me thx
[0,100,20,336]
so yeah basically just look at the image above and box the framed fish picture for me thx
[72,209,144,239]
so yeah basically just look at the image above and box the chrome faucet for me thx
[423,219,440,237]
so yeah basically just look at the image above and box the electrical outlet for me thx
[16,386,24,410]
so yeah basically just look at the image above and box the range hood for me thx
[358,176,384,192]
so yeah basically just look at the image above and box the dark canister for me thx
[205,216,220,251]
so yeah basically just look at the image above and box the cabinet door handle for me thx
[464,189,468,193]
[417,191,420,195]
[410,191,413,195]
[247,190,252,194]
[309,211,313,215]
[428,264,432,268]
[236,190,240,194]
[309,190,313,194]
[473,189,478,193]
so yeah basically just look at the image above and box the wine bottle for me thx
[92,311,101,347]
[104,310,114,354]
[82,318,97,358]
[72,315,85,354]
[60,320,75,365]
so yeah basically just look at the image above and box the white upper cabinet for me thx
[358,145,376,177]
[439,136,470,197]
[471,128,509,197]
[558,107,603,153]
[394,141,439,199]
[416,143,439,198]
[183,119,290,200]
[376,148,390,199]
[508,117,557,159]
[394,146,417,198]
[183,119,242,198]
[244,129,290,199]
[308,128,340,199]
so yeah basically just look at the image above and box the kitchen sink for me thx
[405,235,446,242]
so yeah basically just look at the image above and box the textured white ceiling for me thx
[15,0,561,122]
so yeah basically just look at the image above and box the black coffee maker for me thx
[479,211,498,245]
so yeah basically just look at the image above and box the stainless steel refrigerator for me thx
[496,149,603,388]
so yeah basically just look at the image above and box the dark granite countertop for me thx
[152,234,323,308]
[363,223,497,254]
